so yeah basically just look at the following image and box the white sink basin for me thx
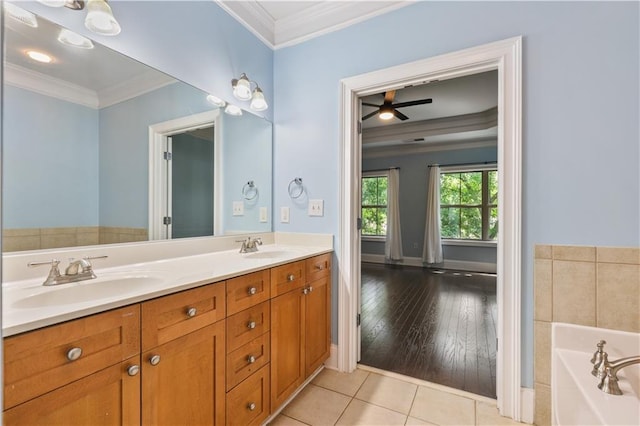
[243,250,298,260]
[552,323,640,426]
[11,272,164,309]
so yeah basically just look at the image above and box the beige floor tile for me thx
[313,368,369,396]
[336,399,407,426]
[552,260,596,325]
[476,401,523,425]
[597,263,640,332]
[283,384,351,426]
[355,373,417,414]
[405,417,437,425]
[410,386,475,425]
[269,414,310,426]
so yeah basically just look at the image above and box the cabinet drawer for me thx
[226,332,270,391]
[227,301,270,353]
[227,270,270,316]
[306,253,331,282]
[271,260,305,297]
[3,305,140,410]
[226,364,270,426]
[142,282,225,351]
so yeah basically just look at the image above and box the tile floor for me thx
[268,367,525,426]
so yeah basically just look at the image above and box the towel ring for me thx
[242,181,258,200]
[288,177,304,199]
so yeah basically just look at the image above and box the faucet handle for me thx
[28,259,61,269]
[591,340,607,364]
[28,259,62,285]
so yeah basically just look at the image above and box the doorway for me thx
[337,37,522,419]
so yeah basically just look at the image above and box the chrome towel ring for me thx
[288,177,304,199]
[242,181,258,200]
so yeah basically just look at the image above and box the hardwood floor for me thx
[359,262,497,399]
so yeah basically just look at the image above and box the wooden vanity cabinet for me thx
[270,253,332,410]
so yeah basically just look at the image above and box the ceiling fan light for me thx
[85,0,121,36]
[5,3,39,28]
[232,73,252,101]
[225,104,243,116]
[58,28,94,49]
[379,107,394,120]
[250,87,268,111]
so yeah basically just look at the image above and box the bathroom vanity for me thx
[2,239,332,426]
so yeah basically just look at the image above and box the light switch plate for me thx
[232,201,244,216]
[259,207,268,223]
[280,206,290,223]
[308,199,324,217]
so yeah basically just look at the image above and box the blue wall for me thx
[273,1,640,388]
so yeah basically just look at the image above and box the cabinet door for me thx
[142,322,225,426]
[4,358,141,426]
[304,276,331,376]
[270,289,305,410]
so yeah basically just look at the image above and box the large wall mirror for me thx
[2,6,273,252]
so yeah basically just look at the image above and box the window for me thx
[440,169,498,241]
[361,174,388,237]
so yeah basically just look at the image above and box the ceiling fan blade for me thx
[383,90,396,103]
[394,109,409,121]
[392,98,433,109]
[362,111,379,121]
[362,102,380,107]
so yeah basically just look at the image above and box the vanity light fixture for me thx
[206,94,226,107]
[224,104,243,116]
[231,73,269,111]
[26,50,53,63]
[5,3,39,28]
[58,28,94,49]
[38,0,122,36]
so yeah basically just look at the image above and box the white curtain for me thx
[423,165,443,264]
[385,168,403,261]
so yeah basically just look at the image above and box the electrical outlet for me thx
[280,206,290,223]
[259,207,268,223]
[308,199,324,217]
[232,201,244,216]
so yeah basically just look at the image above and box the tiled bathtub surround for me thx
[3,226,148,251]
[533,245,640,426]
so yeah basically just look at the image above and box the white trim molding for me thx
[339,36,522,420]
[361,254,497,273]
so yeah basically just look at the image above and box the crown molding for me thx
[98,70,176,108]
[5,63,99,109]
[216,1,414,49]
[363,138,497,159]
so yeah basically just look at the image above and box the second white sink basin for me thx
[11,272,164,309]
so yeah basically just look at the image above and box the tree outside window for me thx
[361,175,388,236]
[440,170,498,241]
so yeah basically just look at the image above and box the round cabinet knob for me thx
[66,347,83,361]
[247,321,257,330]
[247,403,256,411]
[247,355,256,364]
[308,286,314,293]
[127,365,140,376]
[149,355,161,366]
[248,287,257,295]
[302,288,309,295]
[186,307,197,318]
[287,274,295,282]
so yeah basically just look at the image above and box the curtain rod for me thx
[363,167,400,173]
[428,161,496,168]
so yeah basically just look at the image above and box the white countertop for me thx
[3,236,333,337]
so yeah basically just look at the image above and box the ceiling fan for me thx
[362,90,433,121]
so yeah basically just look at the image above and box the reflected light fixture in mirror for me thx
[231,73,269,112]
[5,3,38,27]
[225,104,243,116]
[378,105,394,120]
[58,28,94,48]
[37,0,122,36]
[206,94,226,107]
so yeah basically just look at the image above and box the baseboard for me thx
[325,343,339,370]
[520,387,535,424]
[361,253,496,273]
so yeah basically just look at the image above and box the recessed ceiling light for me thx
[206,94,226,107]
[5,3,38,28]
[224,104,243,116]
[58,29,94,49]
[26,50,53,63]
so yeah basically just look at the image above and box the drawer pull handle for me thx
[127,365,140,376]
[247,403,256,411]
[315,265,324,270]
[308,286,314,293]
[150,355,161,366]
[247,355,256,364]
[247,321,257,329]
[287,274,295,282]
[186,307,197,318]
[66,347,83,361]
[303,288,309,295]
[248,287,257,295]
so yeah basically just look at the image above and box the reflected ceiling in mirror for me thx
[2,7,273,252]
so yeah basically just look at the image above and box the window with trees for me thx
[440,169,498,241]
[361,174,388,237]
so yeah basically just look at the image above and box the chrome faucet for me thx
[28,256,107,286]
[590,340,640,395]
[237,237,262,253]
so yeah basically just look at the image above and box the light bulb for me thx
[379,106,394,120]
[232,74,252,101]
[85,0,121,36]
[250,88,268,111]
[26,50,53,63]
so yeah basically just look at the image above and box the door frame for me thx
[148,109,222,240]
[337,37,522,419]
